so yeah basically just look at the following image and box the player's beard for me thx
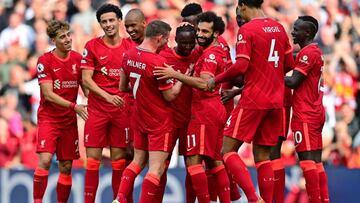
[197,34,214,48]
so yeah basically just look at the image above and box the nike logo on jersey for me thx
[54,68,61,72]
[100,56,108,60]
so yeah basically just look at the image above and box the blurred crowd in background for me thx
[0,0,360,173]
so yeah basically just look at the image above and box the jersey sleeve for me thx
[235,27,252,61]
[37,55,52,84]
[120,52,130,76]
[294,50,317,76]
[154,56,173,91]
[81,42,95,70]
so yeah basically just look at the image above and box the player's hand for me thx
[106,94,125,107]
[153,63,177,80]
[74,104,88,120]
[207,77,216,91]
[186,64,195,76]
[221,89,236,104]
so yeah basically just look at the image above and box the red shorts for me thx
[36,120,79,160]
[224,107,282,146]
[127,98,135,142]
[281,106,291,139]
[173,125,188,155]
[84,107,129,148]
[291,121,324,152]
[224,99,234,119]
[133,130,174,152]
[186,123,224,160]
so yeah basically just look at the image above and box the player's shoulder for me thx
[205,45,224,57]
[159,46,173,58]
[201,46,223,62]
[122,37,137,48]
[38,51,54,64]
[84,37,102,48]
[300,44,322,58]
[70,50,82,59]
[218,36,229,46]
[124,46,139,56]
[39,51,52,59]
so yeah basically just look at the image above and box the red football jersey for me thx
[159,46,201,128]
[37,50,82,125]
[292,43,325,123]
[218,35,234,90]
[218,36,232,68]
[124,37,140,102]
[81,37,134,112]
[121,47,173,133]
[191,45,227,125]
[236,18,292,109]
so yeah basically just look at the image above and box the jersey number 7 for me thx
[130,72,141,99]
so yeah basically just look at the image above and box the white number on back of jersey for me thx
[130,72,141,99]
[187,134,196,149]
[268,39,279,68]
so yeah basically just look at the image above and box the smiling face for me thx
[125,14,145,43]
[196,21,216,48]
[52,29,72,52]
[291,19,309,45]
[175,30,196,56]
[99,12,120,38]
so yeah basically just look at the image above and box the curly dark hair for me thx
[197,11,225,35]
[96,3,122,22]
[181,3,202,18]
[238,0,264,8]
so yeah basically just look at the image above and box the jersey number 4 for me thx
[130,72,141,99]
[268,39,279,68]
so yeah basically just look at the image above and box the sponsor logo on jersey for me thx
[101,66,108,75]
[205,54,217,64]
[54,79,61,89]
[237,34,246,44]
[54,79,78,89]
[209,54,215,60]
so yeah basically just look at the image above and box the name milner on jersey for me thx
[127,59,147,70]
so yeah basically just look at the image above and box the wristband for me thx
[69,102,76,110]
